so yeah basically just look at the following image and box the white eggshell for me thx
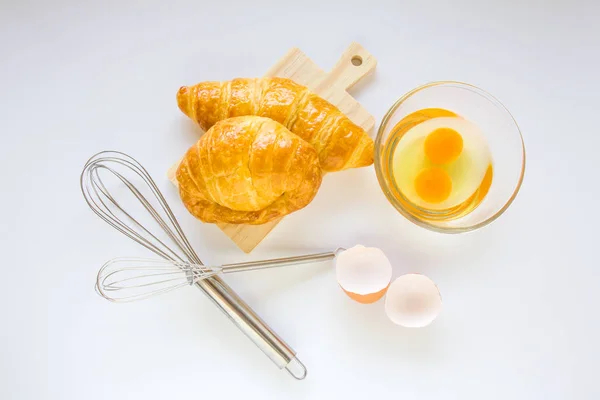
[335,245,392,295]
[385,274,442,327]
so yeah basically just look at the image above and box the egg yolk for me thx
[414,167,452,203]
[424,128,464,165]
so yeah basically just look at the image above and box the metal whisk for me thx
[97,251,339,303]
[80,151,309,379]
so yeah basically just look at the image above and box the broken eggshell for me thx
[384,273,442,327]
[335,245,393,304]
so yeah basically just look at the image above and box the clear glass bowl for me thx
[374,81,526,233]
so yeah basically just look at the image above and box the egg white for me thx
[392,116,492,210]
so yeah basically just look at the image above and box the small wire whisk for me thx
[80,151,310,379]
[97,251,339,303]
[96,258,214,302]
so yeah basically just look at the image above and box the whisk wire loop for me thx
[94,257,220,302]
[81,152,203,265]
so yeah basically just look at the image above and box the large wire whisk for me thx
[97,251,339,303]
[80,151,309,379]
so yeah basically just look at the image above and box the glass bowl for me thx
[374,81,526,233]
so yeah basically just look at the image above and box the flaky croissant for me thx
[176,116,322,225]
[177,77,374,172]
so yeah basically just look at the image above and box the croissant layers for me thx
[177,77,374,172]
[176,116,323,225]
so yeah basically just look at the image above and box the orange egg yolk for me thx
[414,167,452,203]
[424,128,464,164]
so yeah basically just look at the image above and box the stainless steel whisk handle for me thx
[221,248,344,274]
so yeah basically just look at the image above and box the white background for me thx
[1,0,598,399]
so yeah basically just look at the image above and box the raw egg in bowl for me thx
[375,81,525,233]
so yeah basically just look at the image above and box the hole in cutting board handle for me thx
[351,55,363,66]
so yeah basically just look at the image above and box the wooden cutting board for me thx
[168,42,377,253]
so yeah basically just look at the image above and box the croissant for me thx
[176,116,323,225]
[177,77,374,172]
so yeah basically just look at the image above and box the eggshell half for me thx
[335,245,393,304]
[385,273,442,327]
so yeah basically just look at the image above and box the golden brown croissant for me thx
[176,116,323,225]
[177,77,374,172]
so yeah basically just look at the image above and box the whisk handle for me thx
[220,249,342,274]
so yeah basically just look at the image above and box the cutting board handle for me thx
[325,42,377,91]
